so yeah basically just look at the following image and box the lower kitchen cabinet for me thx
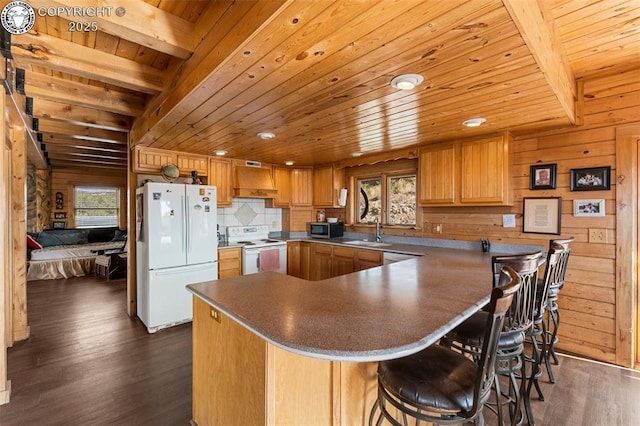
[287,241,301,277]
[302,242,383,280]
[310,243,333,281]
[354,249,382,271]
[332,246,355,276]
[218,247,242,279]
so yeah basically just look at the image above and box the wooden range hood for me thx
[233,162,278,199]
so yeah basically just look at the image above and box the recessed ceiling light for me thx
[214,150,227,156]
[351,152,363,157]
[285,160,294,166]
[390,74,424,90]
[462,118,487,127]
[257,131,276,140]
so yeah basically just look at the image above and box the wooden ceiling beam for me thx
[36,118,128,144]
[31,98,131,131]
[32,0,194,59]
[43,144,127,159]
[24,71,145,116]
[40,136,127,152]
[12,31,164,94]
[502,0,576,124]
[130,0,290,145]
[46,152,127,164]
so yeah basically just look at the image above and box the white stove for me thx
[226,225,287,275]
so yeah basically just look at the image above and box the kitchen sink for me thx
[343,240,392,247]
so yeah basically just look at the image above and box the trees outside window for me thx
[74,186,119,228]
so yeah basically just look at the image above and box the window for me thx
[74,186,120,228]
[357,173,416,226]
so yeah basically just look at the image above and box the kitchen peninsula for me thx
[187,246,509,425]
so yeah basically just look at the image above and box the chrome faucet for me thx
[375,219,382,242]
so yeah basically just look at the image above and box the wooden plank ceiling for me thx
[6,0,640,171]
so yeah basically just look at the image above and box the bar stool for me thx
[523,243,566,423]
[441,251,543,426]
[369,266,521,426]
[539,237,573,384]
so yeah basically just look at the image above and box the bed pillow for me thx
[27,234,43,250]
[37,229,90,247]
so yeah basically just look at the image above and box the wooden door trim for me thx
[615,124,639,368]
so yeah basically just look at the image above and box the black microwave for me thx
[309,222,344,239]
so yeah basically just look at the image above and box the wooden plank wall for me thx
[1,92,10,405]
[421,68,639,364]
[50,169,127,230]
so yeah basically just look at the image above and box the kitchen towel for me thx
[259,249,280,272]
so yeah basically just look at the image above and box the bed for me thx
[27,228,127,281]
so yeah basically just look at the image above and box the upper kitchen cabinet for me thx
[208,158,233,207]
[418,133,512,206]
[290,168,313,206]
[418,144,457,205]
[271,166,292,207]
[177,154,208,177]
[313,165,345,207]
[133,146,177,174]
[460,134,512,205]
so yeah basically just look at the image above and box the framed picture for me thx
[54,212,67,219]
[570,166,611,191]
[529,163,557,190]
[52,221,66,229]
[574,199,605,217]
[523,197,562,235]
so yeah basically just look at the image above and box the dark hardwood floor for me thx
[0,276,192,426]
[1,275,639,425]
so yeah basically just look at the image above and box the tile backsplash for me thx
[217,198,282,237]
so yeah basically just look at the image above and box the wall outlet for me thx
[431,223,442,234]
[588,228,607,244]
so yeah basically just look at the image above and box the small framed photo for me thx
[574,199,605,217]
[530,164,557,190]
[52,221,66,229]
[523,197,562,235]
[54,212,67,219]
[570,166,611,191]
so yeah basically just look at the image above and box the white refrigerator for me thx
[136,182,218,333]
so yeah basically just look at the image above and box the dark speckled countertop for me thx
[187,246,505,362]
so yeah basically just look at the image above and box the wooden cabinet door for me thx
[218,247,242,279]
[418,144,457,205]
[313,165,344,207]
[460,136,510,205]
[133,146,177,173]
[287,241,301,277]
[272,166,291,207]
[332,246,355,277]
[177,154,208,176]
[310,243,333,281]
[354,249,382,271]
[290,168,313,206]
[300,241,310,280]
[208,158,233,207]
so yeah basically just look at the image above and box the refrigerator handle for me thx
[186,195,192,254]
[182,195,187,254]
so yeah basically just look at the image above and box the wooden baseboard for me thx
[0,380,12,405]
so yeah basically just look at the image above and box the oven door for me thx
[242,245,287,275]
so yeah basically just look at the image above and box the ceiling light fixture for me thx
[462,118,487,127]
[390,74,424,90]
[285,160,295,166]
[257,131,276,140]
[351,152,363,157]
[214,150,227,156]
